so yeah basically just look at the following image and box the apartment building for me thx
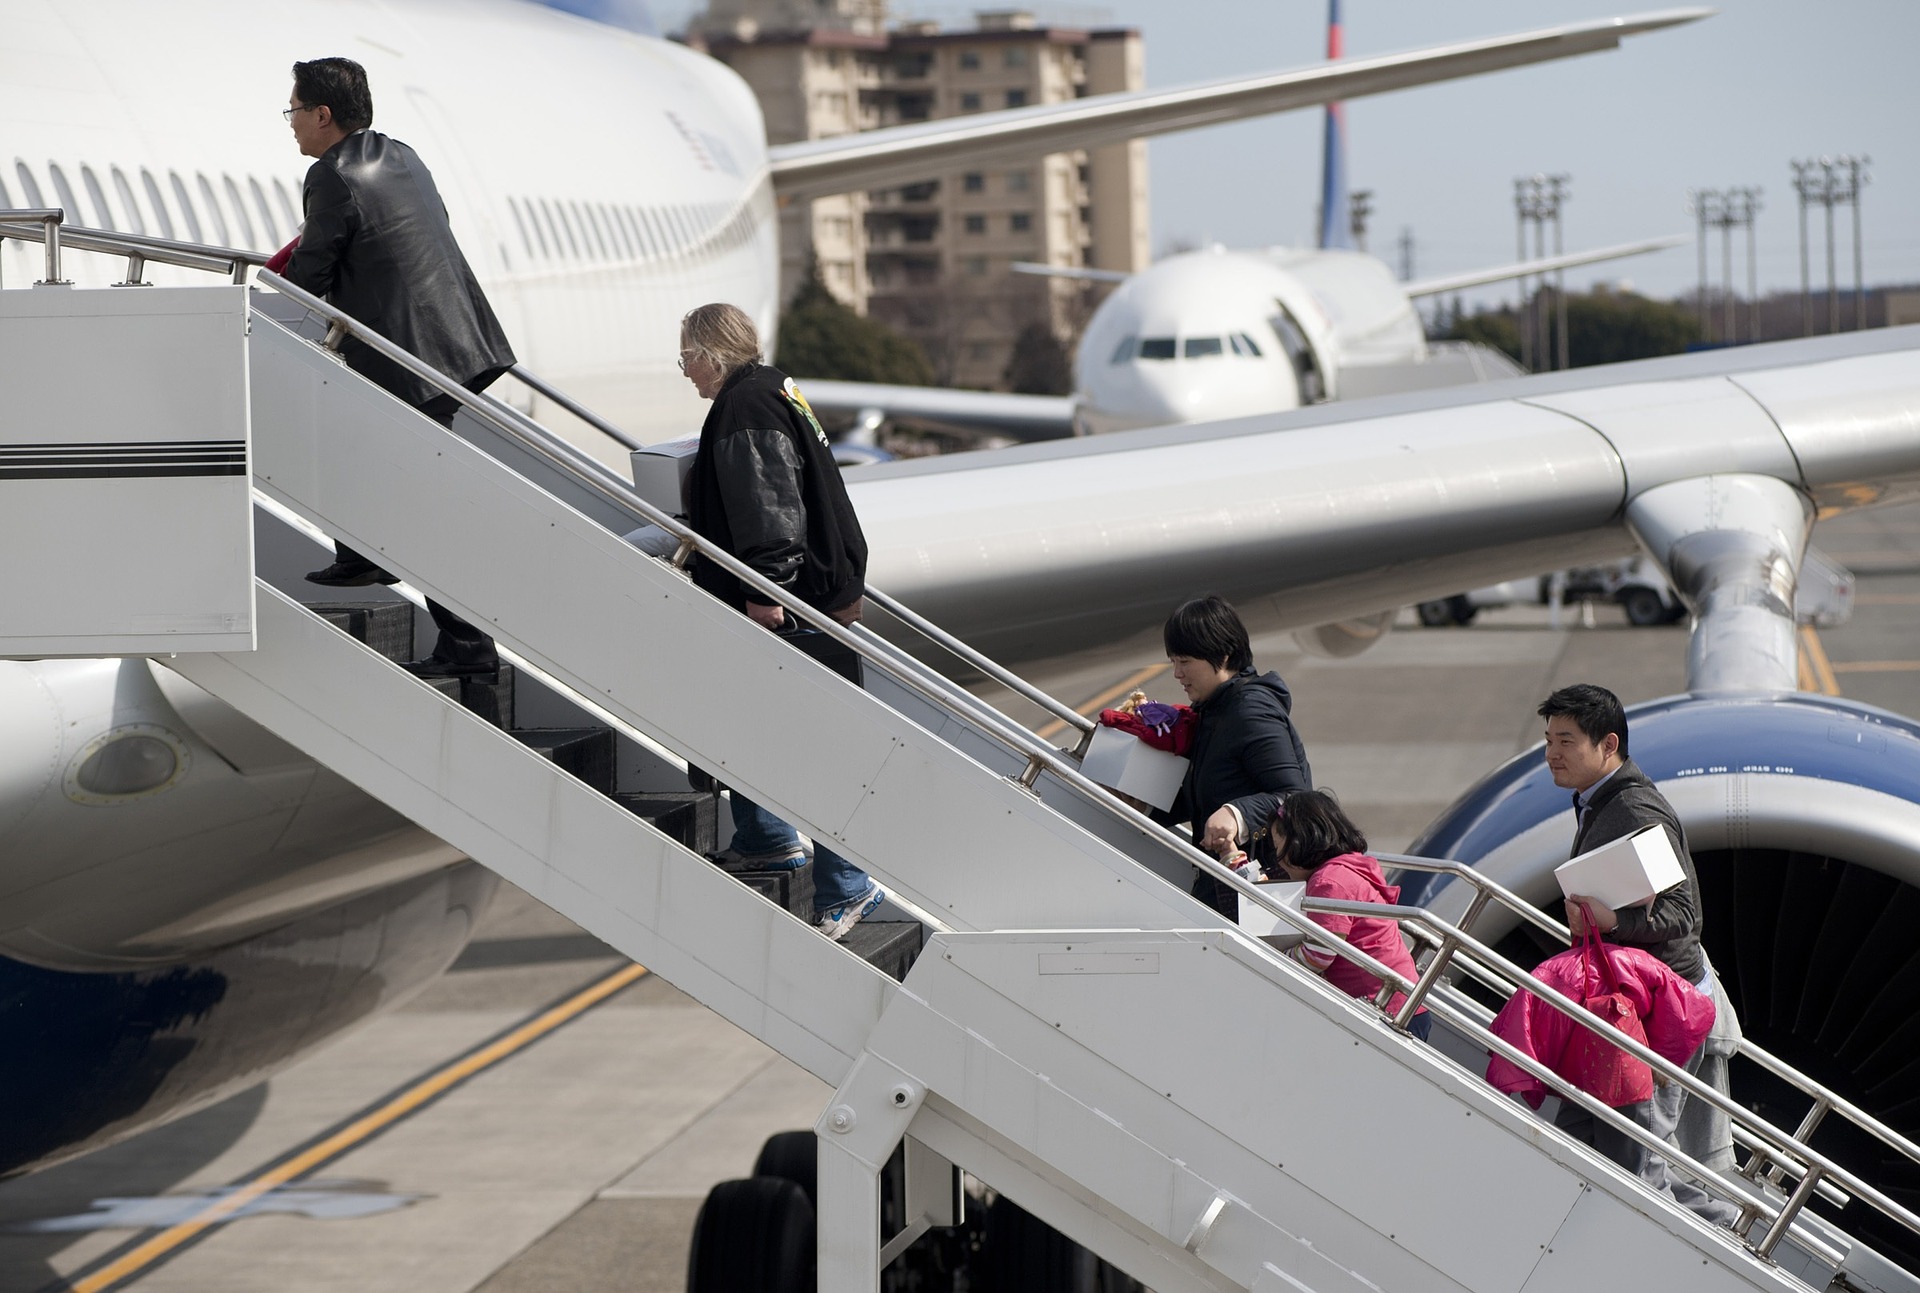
[692,5,1148,390]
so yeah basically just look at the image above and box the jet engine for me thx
[1400,691,1920,1269]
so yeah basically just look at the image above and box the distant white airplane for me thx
[0,0,1718,1175]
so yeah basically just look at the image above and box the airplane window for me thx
[1184,337,1224,359]
[575,201,606,259]
[47,163,81,226]
[169,173,204,242]
[537,198,571,258]
[108,167,147,236]
[618,207,644,259]
[1138,337,1176,360]
[1109,334,1138,364]
[222,175,256,249]
[14,161,45,207]
[80,165,117,230]
[601,204,630,258]
[196,174,230,245]
[506,197,533,258]
[249,177,280,244]
[141,170,176,240]
[272,178,299,234]
[1234,332,1263,357]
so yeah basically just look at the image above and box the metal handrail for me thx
[15,214,1918,1260]
[1302,895,1920,1259]
[0,211,267,285]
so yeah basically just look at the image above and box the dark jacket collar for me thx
[1585,757,1650,813]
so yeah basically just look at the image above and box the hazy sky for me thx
[645,0,1918,307]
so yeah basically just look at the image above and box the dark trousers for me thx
[335,392,496,668]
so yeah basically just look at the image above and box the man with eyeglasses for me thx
[282,56,516,680]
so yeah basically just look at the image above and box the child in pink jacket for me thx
[1265,790,1430,1041]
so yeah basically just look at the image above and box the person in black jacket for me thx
[679,303,883,942]
[283,57,517,679]
[1159,596,1312,918]
[1540,683,1740,1175]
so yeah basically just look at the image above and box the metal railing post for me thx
[116,252,148,286]
[1754,1165,1825,1258]
[40,210,67,285]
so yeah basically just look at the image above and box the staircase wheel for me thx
[687,1177,815,1293]
[974,1194,1145,1292]
[752,1129,818,1205]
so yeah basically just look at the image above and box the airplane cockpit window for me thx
[47,163,81,227]
[1109,334,1138,364]
[80,165,117,230]
[14,161,44,208]
[196,174,230,246]
[1231,333,1263,357]
[248,177,280,244]
[170,173,204,243]
[222,175,256,249]
[1267,303,1326,403]
[1138,337,1177,361]
[109,167,147,236]
[1183,336,1224,359]
[141,170,176,240]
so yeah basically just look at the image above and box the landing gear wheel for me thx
[687,1177,815,1293]
[752,1130,817,1205]
[1417,600,1455,628]
[1448,594,1478,626]
[1620,587,1669,627]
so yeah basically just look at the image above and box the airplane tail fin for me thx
[1318,0,1353,250]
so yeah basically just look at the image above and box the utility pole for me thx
[1397,226,1414,281]
[1514,178,1533,371]
[1791,161,1815,336]
[1846,155,1870,329]
[1512,174,1570,371]
[1548,174,1570,371]
[1348,189,1373,253]
[1687,189,1719,342]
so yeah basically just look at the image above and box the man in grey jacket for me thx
[1540,683,1741,1183]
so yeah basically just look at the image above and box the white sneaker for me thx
[816,882,885,942]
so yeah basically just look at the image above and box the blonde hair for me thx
[680,302,762,374]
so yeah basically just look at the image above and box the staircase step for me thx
[512,727,616,795]
[840,920,924,982]
[308,601,414,661]
[615,790,720,856]
[729,861,815,919]
[456,664,515,729]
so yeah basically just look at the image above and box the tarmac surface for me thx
[2,501,1917,1293]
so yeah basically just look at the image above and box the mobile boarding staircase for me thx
[5,210,1920,1293]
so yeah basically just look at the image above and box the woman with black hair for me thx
[1159,595,1311,918]
[1268,789,1431,1041]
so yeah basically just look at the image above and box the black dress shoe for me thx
[306,560,400,587]
[401,658,500,680]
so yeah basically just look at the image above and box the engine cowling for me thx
[1401,691,1920,1269]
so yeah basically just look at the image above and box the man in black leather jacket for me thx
[283,57,517,678]
[1540,683,1741,1180]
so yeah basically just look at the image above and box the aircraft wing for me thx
[801,379,1077,442]
[769,9,1711,200]
[848,326,1920,661]
[1403,234,1692,298]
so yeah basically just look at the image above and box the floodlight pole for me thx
[1822,156,1838,335]
[1514,177,1534,371]
[1791,161,1814,337]
[1846,156,1870,330]
[1549,174,1571,371]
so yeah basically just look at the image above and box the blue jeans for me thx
[729,793,873,914]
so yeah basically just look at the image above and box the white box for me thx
[1236,880,1308,950]
[1554,823,1685,910]
[1079,723,1188,811]
[629,436,701,516]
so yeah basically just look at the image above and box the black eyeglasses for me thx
[282,103,320,122]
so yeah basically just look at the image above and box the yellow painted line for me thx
[69,960,649,1293]
[1798,625,1843,697]
[1035,662,1169,741]
[1831,660,1920,674]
